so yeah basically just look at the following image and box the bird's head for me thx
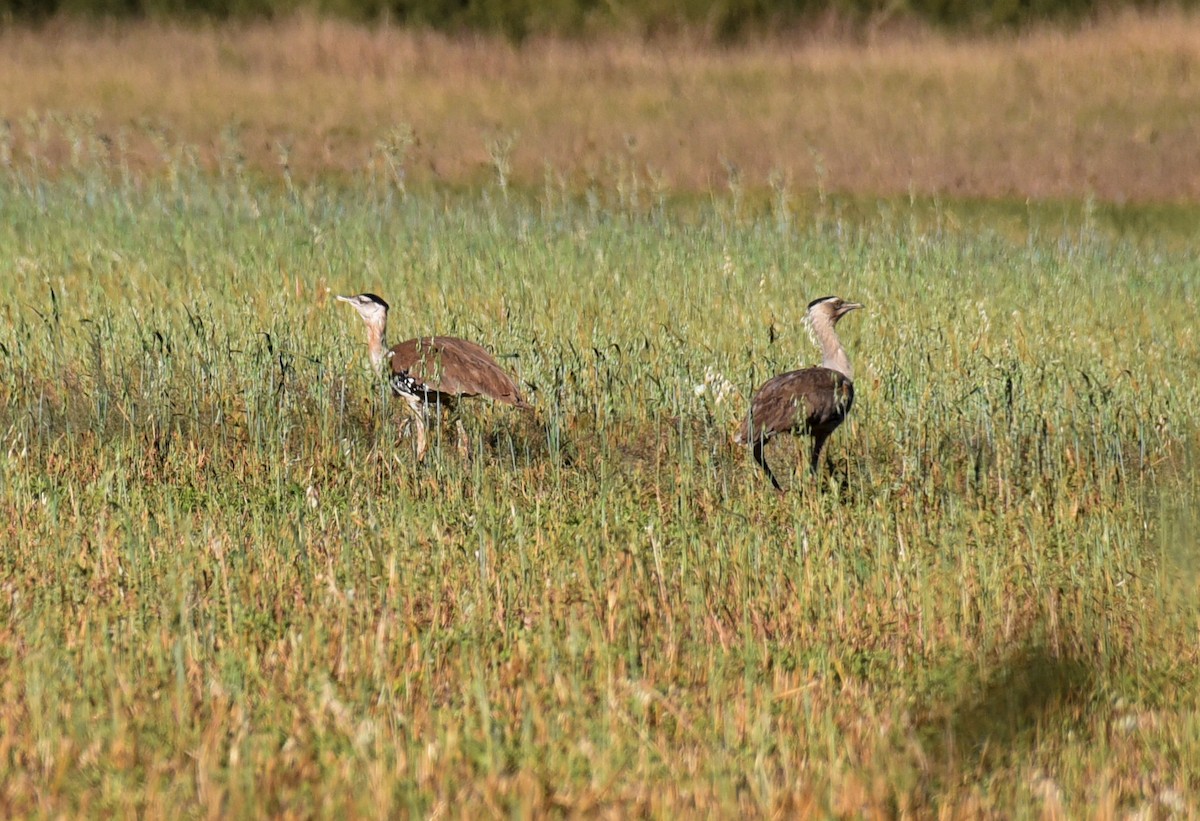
[806,295,862,324]
[337,292,390,327]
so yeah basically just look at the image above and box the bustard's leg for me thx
[413,414,429,461]
[455,419,469,459]
[432,398,468,459]
[809,432,830,475]
[752,437,784,491]
[400,393,429,461]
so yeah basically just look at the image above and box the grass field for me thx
[4,12,1200,202]
[1,15,1199,819]
[1,148,1198,817]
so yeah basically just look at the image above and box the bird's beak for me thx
[838,302,863,317]
[335,294,353,304]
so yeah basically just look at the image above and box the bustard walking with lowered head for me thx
[735,296,862,490]
[338,292,532,458]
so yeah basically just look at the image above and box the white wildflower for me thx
[721,251,736,279]
[700,367,737,406]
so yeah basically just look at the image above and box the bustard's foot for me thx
[824,455,851,494]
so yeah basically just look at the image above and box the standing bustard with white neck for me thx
[338,293,531,458]
[735,296,862,490]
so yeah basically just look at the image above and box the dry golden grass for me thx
[3,11,1200,201]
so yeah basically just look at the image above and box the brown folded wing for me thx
[737,367,854,444]
[388,336,530,408]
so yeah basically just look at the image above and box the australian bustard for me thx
[338,292,532,458]
[735,296,862,490]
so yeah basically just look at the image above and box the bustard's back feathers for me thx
[388,336,530,409]
[735,367,854,445]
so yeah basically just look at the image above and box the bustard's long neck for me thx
[810,314,853,380]
[365,319,389,370]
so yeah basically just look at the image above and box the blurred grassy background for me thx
[2,12,1200,201]
[3,0,1197,40]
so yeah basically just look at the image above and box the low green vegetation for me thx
[0,157,1197,815]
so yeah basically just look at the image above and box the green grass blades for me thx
[0,170,1197,817]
